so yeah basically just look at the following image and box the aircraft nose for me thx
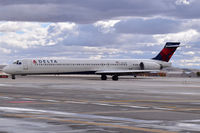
[3,66,11,74]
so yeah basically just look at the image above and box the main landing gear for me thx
[101,75,119,81]
[112,75,118,81]
[101,75,107,80]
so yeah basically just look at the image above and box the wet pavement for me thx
[0,75,200,133]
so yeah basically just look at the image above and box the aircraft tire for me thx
[101,75,107,80]
[11,75,16,80]
[112,75,118,81]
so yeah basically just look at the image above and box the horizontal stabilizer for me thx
[165,42,180,48]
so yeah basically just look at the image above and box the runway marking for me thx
[1,93,200,113]
[6,101,59,105]
[1,92,200,104]
[7,101,34,103]
[2,96,200,113]
[2,113,177,133]
[21,98,36,101]
[174,108,200,111]
[2,98,200,113]
[64,101,89,104]
[83,110,163,115]
[121,105,150,109]
[40,99,59,102]
[100,99,200,103]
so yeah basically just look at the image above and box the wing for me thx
[95,70,159,75]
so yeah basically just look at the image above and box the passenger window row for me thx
[35,63,128,66]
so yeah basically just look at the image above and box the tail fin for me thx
[152,42,180,62]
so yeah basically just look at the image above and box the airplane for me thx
[3,42,180,80]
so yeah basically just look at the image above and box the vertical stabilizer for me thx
[152,42,180,62]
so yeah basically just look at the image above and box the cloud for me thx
[131,50,144,54]
[46,22,78,45]
[180,56,200,66]
[0,20,156,65]
[175,0,191,5]
[153,29,199,44]
[115,18,182,34]
[0,0,198,23]
[0,47,11,54]
[83,46,123,54]
[94,20,120,33]
[0,22,77,49]
[183,51,195,55]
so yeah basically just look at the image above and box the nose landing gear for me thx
[11,75,16,80]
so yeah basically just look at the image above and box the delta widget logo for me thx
[33,60,37,64]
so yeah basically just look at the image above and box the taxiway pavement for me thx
[0,75,200,133]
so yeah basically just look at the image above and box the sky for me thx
[0,0,200,68]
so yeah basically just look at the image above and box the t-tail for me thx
[152,42,180,62]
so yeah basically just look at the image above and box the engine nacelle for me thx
[140,62,161,70]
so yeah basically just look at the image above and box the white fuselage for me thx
[3,58,171,75]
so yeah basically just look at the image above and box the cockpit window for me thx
[13,60,22,65]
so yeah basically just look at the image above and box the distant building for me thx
[139,67,200,78]
[165,68,198,77]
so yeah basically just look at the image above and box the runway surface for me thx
[0,75,200,133]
